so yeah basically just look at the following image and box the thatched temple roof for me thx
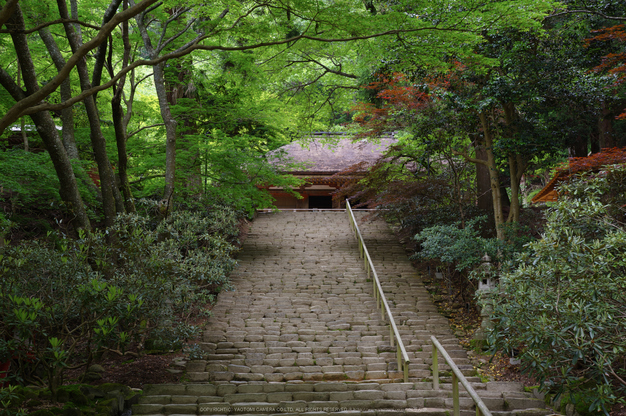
[271,135,396,174]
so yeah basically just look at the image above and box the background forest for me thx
[0,0,625,414]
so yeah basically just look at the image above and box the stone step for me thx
[134,212,555,416]
[134,381,546,415]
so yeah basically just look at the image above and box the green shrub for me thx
[0,206,240,400]
[488,166,626,415]
[413,216,497,273]
[413,216,532,276]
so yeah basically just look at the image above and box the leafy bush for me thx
[414,217,498,273]
[0,240,143,399]
[0,206,240,400]
[413,217,533,278]
[488,166,626,415]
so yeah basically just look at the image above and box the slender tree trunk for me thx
[474,142,492,212]
[165,60,201,197]
[501,102,527,224]
[110,1,136,213]
[153,62,178,201]
[2,6,90,230]
[57,0,125,226]
[20,116,28,151]
[507,154,526,223]
[88,0,123,103]
[444,154,466,228]
[598,101,615,149]
[133,3,208,204]
[134,8,177,202]
[479,112,505,240]
[38,28,79,159]
[16,58,28,152]
[111,98,135,212]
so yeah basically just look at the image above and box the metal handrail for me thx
[345,200,410,382]
[431,336,492,416]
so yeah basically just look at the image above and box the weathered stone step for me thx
[134,212,555,416]
[134,381,547,415]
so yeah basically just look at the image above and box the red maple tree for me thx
[352,72,431,135]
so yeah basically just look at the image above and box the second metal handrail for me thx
[345,200,410,382]
[431,336,492,416]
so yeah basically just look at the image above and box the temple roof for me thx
[531,172,565,203]
[270,136,396,173]
[531,147,626,204]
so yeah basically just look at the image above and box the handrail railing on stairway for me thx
[431,335,492,416]
[345,200,410,383]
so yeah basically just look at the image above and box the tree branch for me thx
[452,149,488,166]
[157,16,197,54]
[92,0,124,96]
[0,0,160,131]
[4,24,457,124]
[0,18,101,34]
[292,53,358,79]
[548,9,626,21]
[156,6,193,52]
[127,123,165,139]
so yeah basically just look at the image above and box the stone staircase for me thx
[133,211,552,416]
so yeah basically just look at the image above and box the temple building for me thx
[267,133,395,209]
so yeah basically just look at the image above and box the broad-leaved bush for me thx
[0,206,239,400]
[488,166,626,415]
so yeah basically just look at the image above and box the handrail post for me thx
[430,335,493,416]
[404,359,409,383]
[432,339,439,390]
[453,373,460,416]
[396,344,402,380]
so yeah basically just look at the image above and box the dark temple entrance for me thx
[308,195,333,209]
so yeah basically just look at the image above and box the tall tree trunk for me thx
[16,58,28,152]
[109,0,136,213]
[474,142,492,212]
[57,0,125,226]
[134,8,177,203]
[479,112,505,240]
[598,101,616,149]
[112,98,135,213]
[88,0,123,103]
[165,60,201,197]
[133,3,209,204]
[38,28,79,159]
[507,154,527,223]
[153,62,178,201]
[2,6,90,230]
[570,135,588,158]
[502,102,526,224]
